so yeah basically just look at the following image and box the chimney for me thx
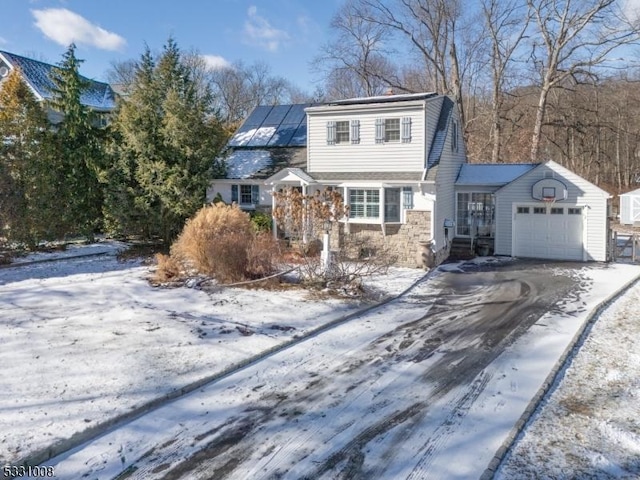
[385,87,395,96]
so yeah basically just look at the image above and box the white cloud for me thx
[31,8,126,51]
[0,36,7,46]
[202,54,232,70]
[243,6,289,52]
[622,0,640,21]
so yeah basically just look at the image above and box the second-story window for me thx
[385,118,400,142]
[336,121,349,143]
[376,117,410,144]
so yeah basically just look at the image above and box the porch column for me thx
[271,185,278,240]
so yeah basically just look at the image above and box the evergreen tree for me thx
[48,43,104,238]
[0,69,58,246]
[106,38,226,242]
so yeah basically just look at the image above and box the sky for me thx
[0,0,342,92]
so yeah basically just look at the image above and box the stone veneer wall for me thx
[330,210,449,268]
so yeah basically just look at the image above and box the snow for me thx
[0,242,424,467]
[224,149,272,178]
[2,245,640,479]
[495,273,640,479]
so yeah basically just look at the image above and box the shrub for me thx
[171,203,253,283]
[153,253,182,283]
[247,232,281,279]
[250,211,272,233]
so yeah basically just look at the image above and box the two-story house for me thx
[0,50,116,125]
[208,92,611,266]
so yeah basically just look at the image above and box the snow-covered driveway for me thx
[27,259,638,479]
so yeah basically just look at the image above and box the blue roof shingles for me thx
[427,96,454,168]
[0,50,116,111]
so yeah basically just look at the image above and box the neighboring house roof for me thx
[455,163,538,186]
[0,50,116,111]
[225,147,306,180]
[620,187,640,196]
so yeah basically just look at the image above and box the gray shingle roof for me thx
[0,50,116,111]
[427,96,454,168]
[455,163,538,186]
[225,147,307,179]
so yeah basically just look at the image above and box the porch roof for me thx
[455,163,538,186]
[307,171,423,182]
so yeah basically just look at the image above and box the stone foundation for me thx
[330,210,448,268]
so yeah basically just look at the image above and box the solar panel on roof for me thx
[267,124,298,146]
[282,104,308,124]
[263,105,291,125]
[288,123,307,146]
[243,105,273,127]
[246,126,277,147]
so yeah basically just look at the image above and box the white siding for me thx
[433,108,466,250]
[494,161,609,261]
[206,180,273,208]
[307,103,426,172]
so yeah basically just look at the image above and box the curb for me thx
[15,268,437,470]
[480,271,640,480]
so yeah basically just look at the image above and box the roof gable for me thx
[0,50,116,111]
[495,160,611,198]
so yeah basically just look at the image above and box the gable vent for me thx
[0,66,9,78]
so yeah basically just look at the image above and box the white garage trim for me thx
[511,203,586,261]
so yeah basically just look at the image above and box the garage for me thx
[512,204,584,260]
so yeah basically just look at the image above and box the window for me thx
[402,186,414,210]
[533,207,546,214]
[385,118,400,142]
[375,117,411,144]
[452,120,459,152]
[384,188,401,222]
[349,189,380,219]
[335,121,349,144]
[568,207,582,215]
[550,207,564,215]
[231,184,259,205]
[517,206,530,214]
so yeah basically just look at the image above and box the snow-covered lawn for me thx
[2,242,639,479]
[496,275,640,479]
[0,242,424,466]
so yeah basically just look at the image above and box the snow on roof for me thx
[0,50,116,111]
[456,163,538,186]
[225,150,272,179]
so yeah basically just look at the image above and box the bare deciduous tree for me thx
[527,0,640,161]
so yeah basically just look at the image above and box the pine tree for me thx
[0,68,58,246]
[48,43,104,238]
[106,38,226,242]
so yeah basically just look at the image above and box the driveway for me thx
[35,259,600,479]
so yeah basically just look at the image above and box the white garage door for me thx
[513,204,584,260]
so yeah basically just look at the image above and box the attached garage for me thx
[494,161,610,262]
[512,204,584,261]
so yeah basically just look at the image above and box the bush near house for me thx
[163,203,281,284]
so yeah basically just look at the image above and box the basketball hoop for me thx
[542,196,555,203]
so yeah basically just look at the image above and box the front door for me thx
[456,192,495,237]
